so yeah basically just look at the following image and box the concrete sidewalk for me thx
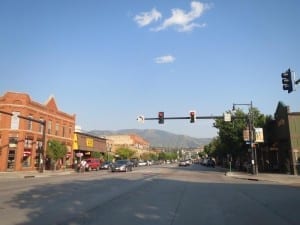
[0,169,75,179]
[225,171,300,187]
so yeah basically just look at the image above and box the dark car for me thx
[207,159,215,168]
[100,161,112,170]
[111,160,133,172]
[130,158,139,167]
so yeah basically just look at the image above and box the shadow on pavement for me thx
[2,166,300,225]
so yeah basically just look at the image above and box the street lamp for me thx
[40,119,46,173]
[232,101,258,175]
[106,143,112,162]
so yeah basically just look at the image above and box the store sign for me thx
[86,138,94,147]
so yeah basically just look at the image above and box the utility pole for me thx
[232,101,258,175]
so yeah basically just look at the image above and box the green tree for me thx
[213,109,246,159]
[158,151,177,161]
[115,147,136,159]
[103,152,114,162]
[213,107,268,164]
[46,139,68,170]
[204,137,221,157]
[91,151,102,159]
[140,152,151,161]
[149,153,158,161]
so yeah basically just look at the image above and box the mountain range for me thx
[88,129,212,148]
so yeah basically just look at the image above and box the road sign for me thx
[224,113,231,122]
[137,115,145,123]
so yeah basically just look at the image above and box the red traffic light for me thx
[189,111,196,123]
[158,112,164,124]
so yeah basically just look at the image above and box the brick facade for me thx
[0,92,75,172]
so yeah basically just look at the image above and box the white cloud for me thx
[153,1,209,32]
[134,8,162,27]
[154,55,176,64]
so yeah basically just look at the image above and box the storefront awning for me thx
[23,150,32,157]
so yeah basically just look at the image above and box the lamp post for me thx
[106,143,112,162]
[232,101,258,175]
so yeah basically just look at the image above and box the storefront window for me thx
[39,118,44,133]
[55,123,59,136]
[22,154,31,167]
[35,140,43,168]
[48,121,52,134]
[27,116,33,130]
[23,138,33,167]
[7,150,16,170]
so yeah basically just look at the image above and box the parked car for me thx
[111,160,133,172]
[207,159,215,167]
[130,158,139,167]
[138,160,147,166]
[100,161,112,170]
[85,158,101,171]
[179,160,189,167]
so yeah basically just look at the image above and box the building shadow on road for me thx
[3,168,300,225]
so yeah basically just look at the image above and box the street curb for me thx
[0,170,75,179]
[225,172,260,181]
[225,171,300,187]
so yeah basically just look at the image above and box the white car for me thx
[138,161,147,166]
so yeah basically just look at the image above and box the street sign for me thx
[224,113,231,122]
[137,115,145,123]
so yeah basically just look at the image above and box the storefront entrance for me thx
[7,149,16,171]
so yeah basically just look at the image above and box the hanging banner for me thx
[255,128,264,143]
[243,129,250,142]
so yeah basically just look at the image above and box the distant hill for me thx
[88,129,211,148]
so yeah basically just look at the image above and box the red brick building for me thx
[0,92,76,172]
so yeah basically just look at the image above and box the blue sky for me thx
[0,0,299,138]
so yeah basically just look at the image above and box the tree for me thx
[158,151,177,161]
[46,139,68,170]
[115,147,136,159]
[91,151,102,159]
[103,152,114,162]
[212,107,268,166]
[204,137,221,157]
[140,153,151,161]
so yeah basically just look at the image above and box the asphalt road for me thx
[1,164,300,225]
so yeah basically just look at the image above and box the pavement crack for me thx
[169,183,187,225]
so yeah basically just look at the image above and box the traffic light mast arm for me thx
[144,116,224,120]
[0,110,45,125]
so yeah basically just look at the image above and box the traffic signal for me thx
[190,111,196,123]
[158,112,164,124]
[281,68,293,93]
